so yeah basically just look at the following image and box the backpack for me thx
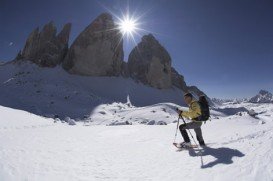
[197,95,210,121]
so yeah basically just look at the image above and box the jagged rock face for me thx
[14,13,211,104]
[21,28,39,60]
[171,67,187,91]
[63,13,124,76]
[20,22,71,67]
[128,34,172,89]
[249,90,273,103]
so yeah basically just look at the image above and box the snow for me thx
[0,101,273,180]
[1,60,273,180]
[0,61,187,119]
[249,90,273,103]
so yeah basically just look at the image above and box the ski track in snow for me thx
[0,102,273,181]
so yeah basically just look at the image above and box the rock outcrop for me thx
[249,90,273,103]
[19,22,71,67]
[127,34,172,89]
[14,12,212,104]
[62,13,124,76]
[171,67,188,91]
[127,33,212,105]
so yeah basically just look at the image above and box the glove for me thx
[176,108,183,116]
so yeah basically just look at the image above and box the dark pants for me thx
[179,121,204,143]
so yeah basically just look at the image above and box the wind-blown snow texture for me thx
[0,101,273,180]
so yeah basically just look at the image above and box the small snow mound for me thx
[64,117,76,125]
[98,111,106,115]
[54,118,61,123]
[68,119,76,125]
[248,109,258,117]
[146,120,167,125]
[157,121,167,125]
[258,120,266,125]
[147,120,156,125]
[107,121,132,126]
[139,119,149,124]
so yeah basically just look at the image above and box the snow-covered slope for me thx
[211,98,248,106]
[1,61,273,180]
[85,101,223,125]
[0,102,272,180]
[0,61,187,119]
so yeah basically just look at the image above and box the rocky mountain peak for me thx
[249,90,273,103]
[127,33,172,89]
[18,21,71,67]
[14,12,211,104]
[62,13,124,76]
[57,23,72,45]
[40,21,57,39]
[141,34,157,43]
[259,90,270,96]
[126,33,211,104]
[92,12,115,29]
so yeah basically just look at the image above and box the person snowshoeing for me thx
[177,92,206,147]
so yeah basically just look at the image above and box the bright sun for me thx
[120,18,136,34]
[117,15,138,37]
[99,4,149,44]
[112,10,148,44]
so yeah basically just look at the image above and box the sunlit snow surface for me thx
[0,61,272,180]
[0,101,273,180]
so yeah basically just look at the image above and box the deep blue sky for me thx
[1,0,273,98]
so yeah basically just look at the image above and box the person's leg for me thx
[191,122,205,145]
[182,121,205,145]
[179,124,190,143]
[194,127,205,144]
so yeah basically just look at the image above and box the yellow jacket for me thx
[180,100,201,120]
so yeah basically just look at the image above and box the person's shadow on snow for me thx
[188,146,245,169]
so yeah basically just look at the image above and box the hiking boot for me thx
[199,141,206,147]
[180,142,191,147]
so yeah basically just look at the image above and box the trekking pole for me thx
[180,117,199,146]
[173,116,180,143]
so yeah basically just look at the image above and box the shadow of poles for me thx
[188,146,245,169]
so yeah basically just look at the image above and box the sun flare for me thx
[118,16,138,37]
[119,18,137,34]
